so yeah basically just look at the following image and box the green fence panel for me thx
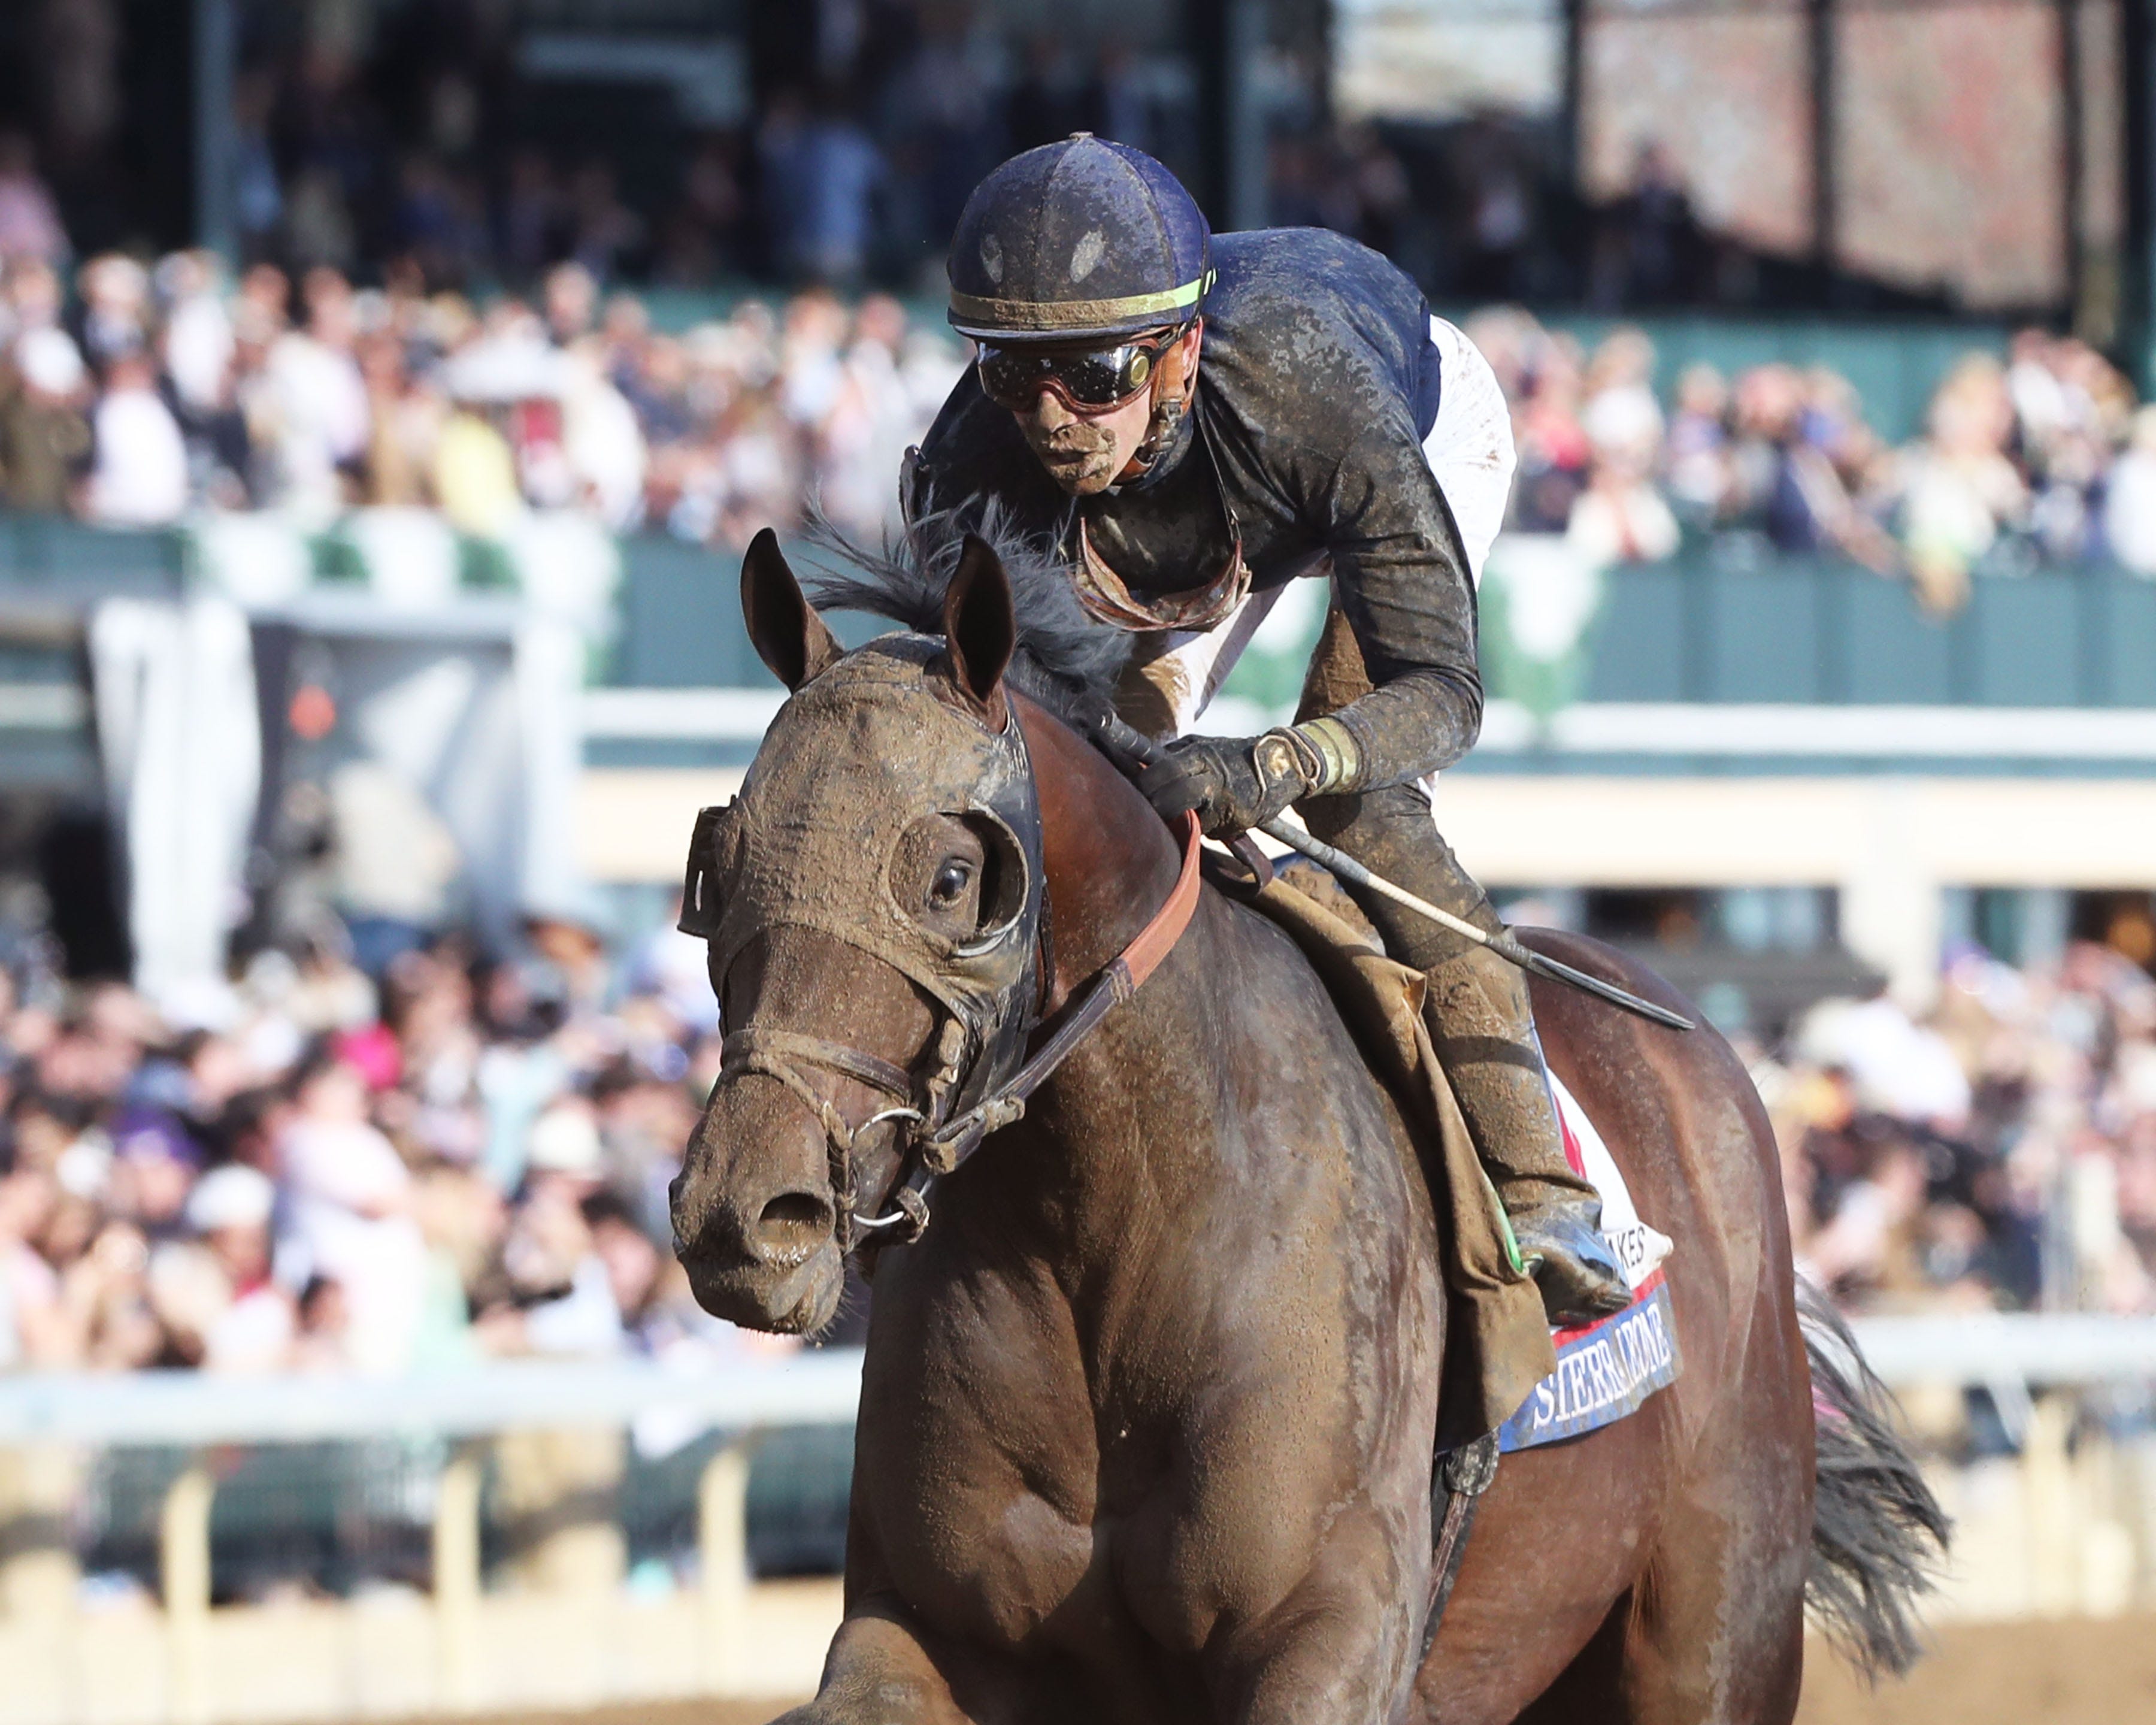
[2088,575,2156,707]
[1700,564,1823,703]
[1966,577,2082,706]
[611,534,774,689]
[1582,562,1687,701]
[1838,571,1955,704]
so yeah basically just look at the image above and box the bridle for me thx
[707,808,1204,1254]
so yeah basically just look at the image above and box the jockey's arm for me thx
[1313,406,1488,791]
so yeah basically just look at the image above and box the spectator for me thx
[277,1049,425,1375]
[178,1164,293,1372]
[1664,363,1731,526]
[1589,141,1697,310]
[0,134,67,267]
[1894,355,2028,612]
[81,347,187,526]
[0,326,91,513]
[76,255,150,371]
[432,380,523,538]
[258,267,370,518]
[2106,407,2156,577]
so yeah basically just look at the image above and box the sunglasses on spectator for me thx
[976,326,1189,413]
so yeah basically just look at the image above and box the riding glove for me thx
[1137,722,1360,837]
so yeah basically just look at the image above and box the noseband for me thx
[710,810,1204,1254]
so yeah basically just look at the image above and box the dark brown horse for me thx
[670,532,1943,1724]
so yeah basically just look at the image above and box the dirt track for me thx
[406,1614,2156,1725]
[1794,1615,2156,1725]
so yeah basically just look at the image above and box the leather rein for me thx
[715,810,1205,1253]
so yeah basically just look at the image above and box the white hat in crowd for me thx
[526,1101,604,1179]
[185,1164,277,1234]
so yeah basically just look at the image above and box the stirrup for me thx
[1512,1207,1632,1327]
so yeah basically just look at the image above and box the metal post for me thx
[698,1440,754,1693]
[161,1461,215,1725]
[2023,1392,2079,1614]
[1807,0,1837,286]
[1184,0,1230,225]
[1183,0,1266,230]
[2125,0,2156,390]
[2061,0,2086,327]
[433,1445,485,1710]
[0,1442,80,1619]
[1558,0,1587,198]
[1225,0,1269,232]
[192,0,237,263]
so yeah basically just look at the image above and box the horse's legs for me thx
[1509,1593,1628,1725]
[774,1602,970,1725]
[1515,1417,1809,1725]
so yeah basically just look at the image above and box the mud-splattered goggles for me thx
[975,327,1187,412]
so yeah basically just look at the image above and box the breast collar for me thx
[1068,401,1249,634]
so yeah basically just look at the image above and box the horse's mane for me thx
[801,500,1132,732]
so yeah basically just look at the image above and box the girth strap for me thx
[1391,1432,1500,1724]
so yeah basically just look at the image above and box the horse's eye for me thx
[930,860,973,906]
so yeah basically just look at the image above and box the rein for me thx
[720,810,1206,1252]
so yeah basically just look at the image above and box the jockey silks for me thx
[910,226,1481,794]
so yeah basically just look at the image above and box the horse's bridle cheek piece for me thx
[679,640,1204,1254]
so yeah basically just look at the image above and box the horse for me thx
[668,527,1945,1724]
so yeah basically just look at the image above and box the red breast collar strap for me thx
[1115,809,1204,991]
[912,810,1203,1183]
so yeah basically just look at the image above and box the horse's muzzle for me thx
[670,1164,846,1335]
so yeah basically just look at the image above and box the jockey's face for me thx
[1007,323,1203,496]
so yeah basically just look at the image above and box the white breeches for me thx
[1139,315,1516,739]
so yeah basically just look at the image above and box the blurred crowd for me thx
[7,219,2155,610]
[7,909,2155,1383]
[1473,311,2156,611]
[0,246,964,543]
[0,907,764,1378]
[1761,938,2156,1320]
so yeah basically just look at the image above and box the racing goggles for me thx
[976,327,1186,413]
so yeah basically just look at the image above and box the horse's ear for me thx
[941,534,1016,713]
[741,528,842,692]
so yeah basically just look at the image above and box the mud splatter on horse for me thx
[670,530,1945,1723]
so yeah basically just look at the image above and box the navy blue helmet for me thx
[947,135,1213,346]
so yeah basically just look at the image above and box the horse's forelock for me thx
[797,500,1132,736]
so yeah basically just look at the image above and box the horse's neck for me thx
[1017,694,1187,1004]
[999,695,1232,1248]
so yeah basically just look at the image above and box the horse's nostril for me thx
[756,1190,834,1256]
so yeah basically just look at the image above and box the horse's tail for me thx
[1798,1281,1951,1681]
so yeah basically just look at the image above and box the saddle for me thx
[1224,857,1557,1445]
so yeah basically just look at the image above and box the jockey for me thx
[905,135,1630,1327]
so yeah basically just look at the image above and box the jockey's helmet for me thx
[947,136,1213,347]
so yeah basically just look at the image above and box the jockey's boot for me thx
[1292,606,1631,1327]
[1296,778,1632,1328]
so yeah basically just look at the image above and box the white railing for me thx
[4,1315,2151,1454]
[0,1349,865,1446]
[0,1352,867,1724]
[1849,1312,2156,1388]
[0,1316,2152,1724]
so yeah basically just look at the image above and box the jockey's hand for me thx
[1137,732,1312,837]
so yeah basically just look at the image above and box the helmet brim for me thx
[947,270,1213,348]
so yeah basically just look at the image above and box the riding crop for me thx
[1252,818,1695,1032]
[1089,711,1694,1033]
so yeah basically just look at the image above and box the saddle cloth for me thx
[1495,1076,1680,1453]
[1233,862,1680,1450]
